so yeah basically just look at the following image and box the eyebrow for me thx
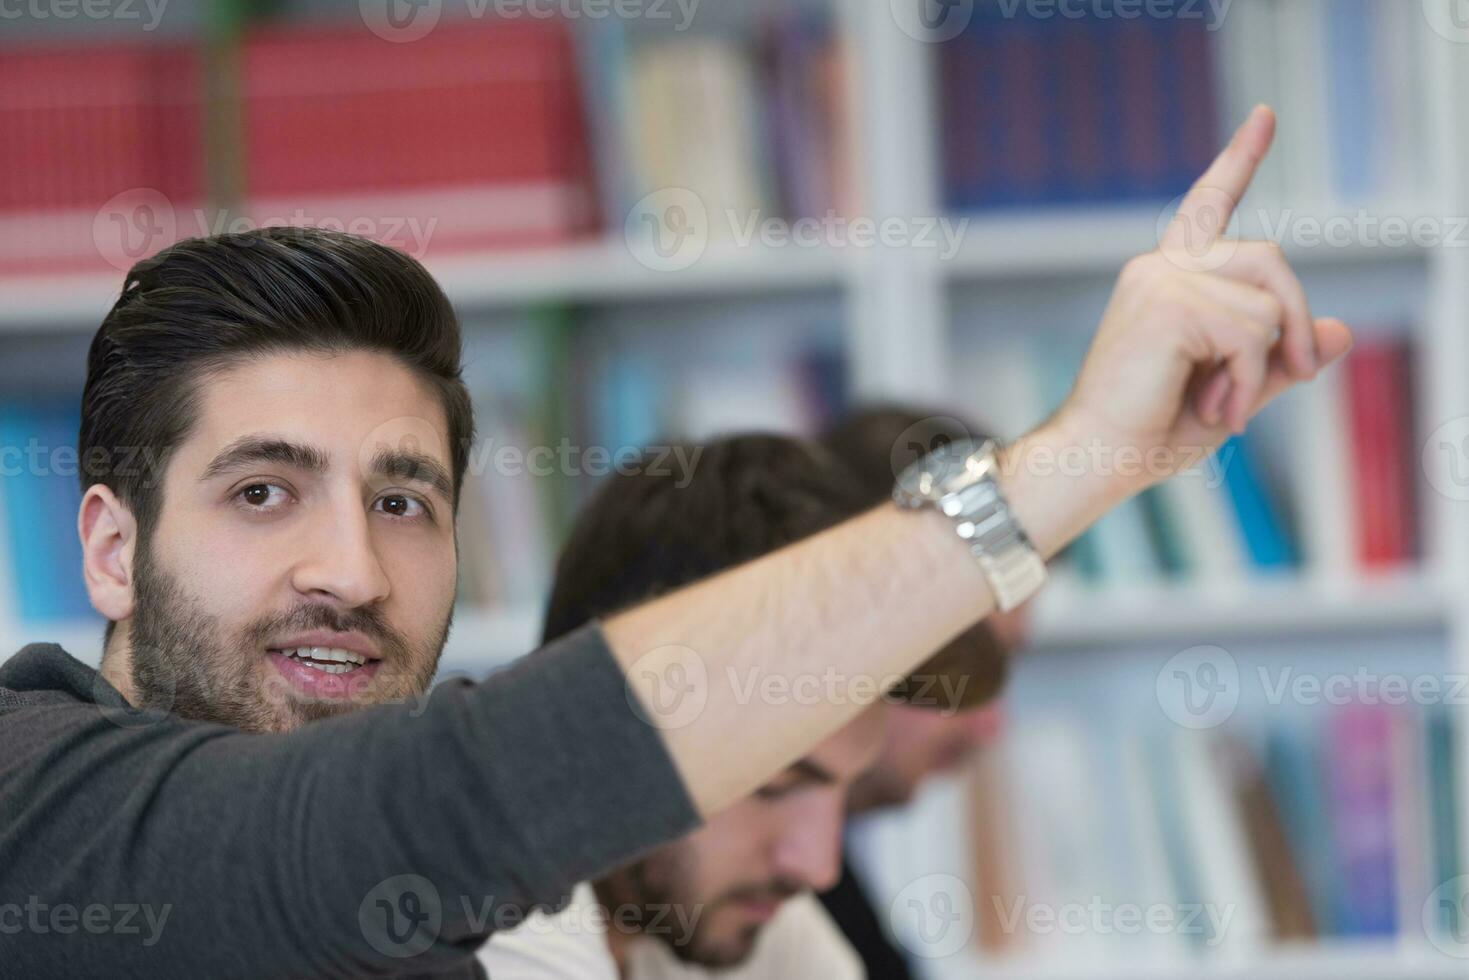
[369,446,453,503]
[200,435,453,503]
[782,757,839,787]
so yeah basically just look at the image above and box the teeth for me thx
[281,647,368,669]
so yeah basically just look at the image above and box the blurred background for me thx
[2,0,1468,976]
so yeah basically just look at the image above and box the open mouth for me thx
[268,647,372,675]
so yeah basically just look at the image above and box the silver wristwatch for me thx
[893,438,1047,611]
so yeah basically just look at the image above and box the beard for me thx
[600,845,803,968]
[126,531,447,734]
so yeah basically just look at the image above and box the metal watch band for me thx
[944,476,1048,611]
[898,440,1047,612]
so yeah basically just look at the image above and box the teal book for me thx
[0,401,93,622]
[1264,726,1342,935]
[1218,434,1297,570]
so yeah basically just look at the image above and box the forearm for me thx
[602,420,1125,815]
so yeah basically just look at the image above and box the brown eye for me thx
[375,494,426,519]
[236,484,289,510]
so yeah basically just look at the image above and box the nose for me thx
[289,493,391,608]
[770,793,846,893]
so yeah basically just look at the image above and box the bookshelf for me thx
[1,1,1466,976]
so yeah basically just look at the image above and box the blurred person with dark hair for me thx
[482,433,1002,979]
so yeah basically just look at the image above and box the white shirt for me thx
[478,883,865,980]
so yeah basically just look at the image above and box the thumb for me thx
[1312,317,1354,367]
[1254,317,1354,412]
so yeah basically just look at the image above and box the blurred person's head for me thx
[79,227,472,733]
[543,435,888,968]
[822,406,1029,812]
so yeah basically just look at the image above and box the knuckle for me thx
[1121,254,1154,284]
[1258,292,1285,324]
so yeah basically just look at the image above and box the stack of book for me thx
[956,332,1421,587]
[969,704,1464,959]
[939,0,1219,211]
[0,41,202,275]
[239,19,600,255]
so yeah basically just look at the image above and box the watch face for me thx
[895,438,991,504]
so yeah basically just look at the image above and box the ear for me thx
[79,484,137,624]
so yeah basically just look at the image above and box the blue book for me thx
[1218,434,1297,570]
[0,401,93,623]
[596,350,661,456]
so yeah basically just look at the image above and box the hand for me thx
[1056,105,1354,493]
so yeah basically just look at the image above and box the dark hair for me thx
[542,434,870,643]
[820,405,995,505]
[79,226,474,534]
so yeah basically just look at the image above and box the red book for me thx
[239,19,599,256]
[1344,339,1417,568]
[0,41,201,275]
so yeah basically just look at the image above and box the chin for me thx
[673,922,762,969]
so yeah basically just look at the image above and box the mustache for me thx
[719,879,804,907]
[244,602,409,658]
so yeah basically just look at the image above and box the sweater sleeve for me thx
[0,624,699,979]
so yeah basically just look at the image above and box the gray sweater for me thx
[0,625,698,978]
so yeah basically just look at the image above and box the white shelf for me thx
[0,270,124,330]
[941,204,1435,284]
[0,237,851,332]
[433,238,848,309]
[929,944,1468,980]
[0,205,1439,331]
[1028,572,1448,652]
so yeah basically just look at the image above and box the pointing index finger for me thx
[1162,105,1276,254]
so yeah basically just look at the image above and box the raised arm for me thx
[605,105,1353,816]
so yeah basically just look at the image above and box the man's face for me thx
[852,605,1028,810]
[121,350,459,732]
[599,705,885,968]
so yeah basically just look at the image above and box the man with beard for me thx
[481,434,1005,978]
[0,107,1352,977]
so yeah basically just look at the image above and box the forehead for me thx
[807,702,888,780]
[184,349,452,472]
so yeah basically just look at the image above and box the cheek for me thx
[682,814,758,894]
[152,507,282,621]
[375,528,457,613]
